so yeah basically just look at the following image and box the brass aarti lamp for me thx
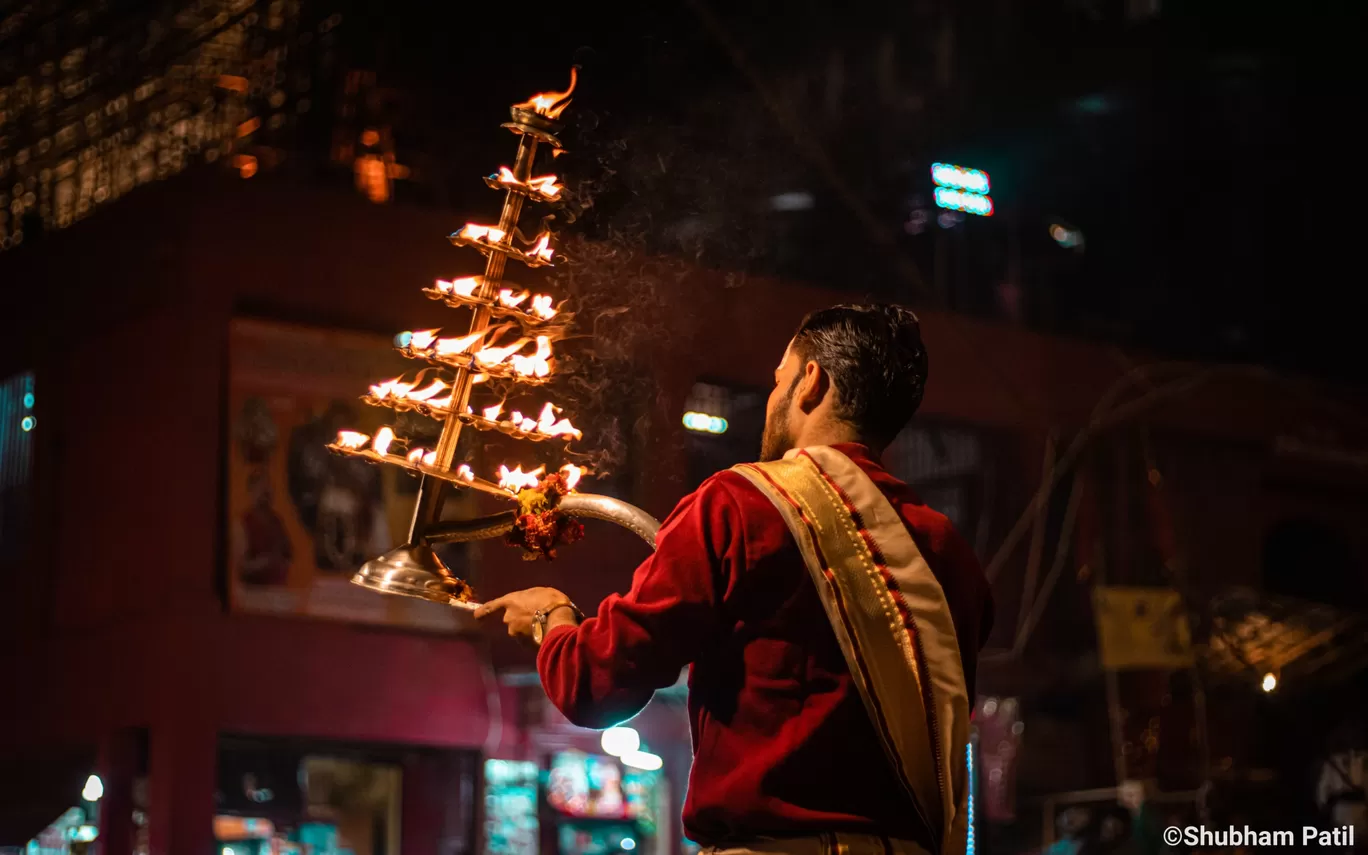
[328,70,659,610]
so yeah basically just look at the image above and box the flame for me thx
[408,329,440,351]
[497,464,546,493]
[434,331,486,355]
[407,378,448,401]
[369,377,412,399]
[407,447,426,463]
[530,294,557,320]
[458,223,507,244]
[456,464,474,482]
[560,463,584,491]
[481,400,505,421]
[427,395,453,410]
[372,427,395,455]
[527,175,563,198]
[514,67,577,120]
[471,373,489,384]
[508,410,537,432]
[474,336,532,366]
[423,451,437,466]
[498,288,530,309]
[436,277,480,297]
[508,336,553,377]
[336,431,369,449]
[528,232,554,263]
[536,402,582,439]
[497,166,564,199]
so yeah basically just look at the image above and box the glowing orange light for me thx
[409,330,440,351]
[514,67,578,120]
[436,277,480,297]
[459,223,507,244]
[496,166,564,200]
[336,431,369,449]
[497,464,546,493]
[560,464,584,491]
[498,289,530,309]
[508,336,553,377]
[529,295,557,320]
[361,129,381,147]
[233,154,258,178]
[482,400,505,421]
[528,233,554,263]
[236,117,262,138]
[527,175,563,198]
[216,75,250,93]
[434,331,486,356]
[407,447,426,463]
[372,427,395,455]
[356,155,390,203]
[407,378,448,401]
[427,395,453,409]
[369,377,415,399]
[474,336,532,367]
[456,464,475,482]
[536,402,582,439]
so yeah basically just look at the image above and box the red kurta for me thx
[537,443,994,848]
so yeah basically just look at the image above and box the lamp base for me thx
[350,544,475,607]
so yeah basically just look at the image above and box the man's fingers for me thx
[473,596,508,619]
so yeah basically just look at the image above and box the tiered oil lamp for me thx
[329,70,659,610]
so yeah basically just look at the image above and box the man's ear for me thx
[796,360,828,413]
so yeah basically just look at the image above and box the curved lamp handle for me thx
[424,493,661,551]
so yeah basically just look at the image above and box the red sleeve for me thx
[536,476,743,729]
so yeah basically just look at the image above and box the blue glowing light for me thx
[21,416,35,432]
[621,838,638,851]
[394,331,414,349]
[934,187,994,217]
[966,742,976,855]
[23,392,34,408]
[931,163,990,195]
[682,411,729,435]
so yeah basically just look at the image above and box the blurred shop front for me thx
[483,676,695,855]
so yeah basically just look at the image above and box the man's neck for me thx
[793,420,864,451]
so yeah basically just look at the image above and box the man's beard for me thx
[758,384,796,462]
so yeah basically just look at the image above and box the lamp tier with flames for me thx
[325,70,654,612]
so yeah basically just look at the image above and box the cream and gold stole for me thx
[733,446,970,855]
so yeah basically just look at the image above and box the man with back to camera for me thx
[476,304,995,855]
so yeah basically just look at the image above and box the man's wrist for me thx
[544,603,582,633]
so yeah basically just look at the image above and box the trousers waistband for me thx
[702,833,933,855]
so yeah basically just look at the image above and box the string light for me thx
[934,187,994,217]
[682,411,729,434]
[931,163,991,194]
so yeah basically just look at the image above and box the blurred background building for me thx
[1,0,1365,853]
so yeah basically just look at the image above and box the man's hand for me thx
[474,587,575,642]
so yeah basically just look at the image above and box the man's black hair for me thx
[790,303,928,447]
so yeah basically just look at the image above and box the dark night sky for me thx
[326,0,1363,383]
[7,0,1361,383]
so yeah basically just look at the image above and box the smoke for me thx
[491,92,808,480]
